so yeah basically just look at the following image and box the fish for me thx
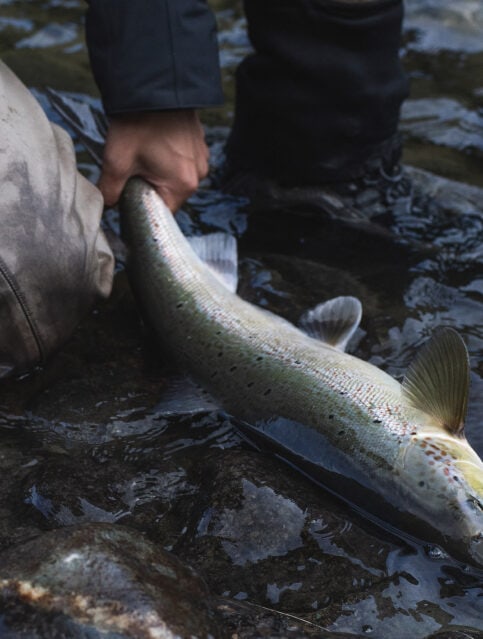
[120,177,483,568]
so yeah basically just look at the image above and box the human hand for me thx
[98,109,209,212]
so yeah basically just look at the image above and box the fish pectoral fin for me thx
[188,233,238,293]
[402,327,470,436]
[153,376,220,417]
[299,296,362,352]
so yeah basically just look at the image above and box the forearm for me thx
[83,0,221,210]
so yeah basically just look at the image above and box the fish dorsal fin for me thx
[188,233,238,293]
[299,296,362,351]
[402,327,470,436]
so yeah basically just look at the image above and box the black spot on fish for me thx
[247,382,254,388]
[338,430,345,436]
[263,389,272,396]
[176,303,183,309]
[217,352,223,358]
[329,414,334,419]
[211,371,218,378]
[419,481,425,487]
[230,366,237,372]
[257,356,263,361]
[373,419,382,424]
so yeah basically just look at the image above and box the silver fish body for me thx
[121,178,483,567]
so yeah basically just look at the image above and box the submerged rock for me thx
[214,597,361,639]
[171,449,483,639]
[0,523,219,638]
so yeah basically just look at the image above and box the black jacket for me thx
[85,0,223,115]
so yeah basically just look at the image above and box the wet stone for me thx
[426,632,483,639]
[0,440,43,553]
[171,449,400,628]
[165,447,483,638]
[214,598,363,639]
[238,253,377,331]
[0,523,220,638]
[16,433,205,551]
[404,2,483,54]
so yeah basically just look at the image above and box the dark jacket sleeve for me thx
[85,0,224,115]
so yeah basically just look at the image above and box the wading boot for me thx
[217,133,420,225]
[219,0,415,226]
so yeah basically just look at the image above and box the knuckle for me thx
[179,167,199,194]
[198,157,209,180]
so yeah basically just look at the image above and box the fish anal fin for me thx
[188,233,238,293]
[402,327,470,436]
[299,296,362,352]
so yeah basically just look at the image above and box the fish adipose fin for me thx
[299,296,362,352]
[188,233,238,293]
[402,327,470,436]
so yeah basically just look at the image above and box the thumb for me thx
[98,165,130,208]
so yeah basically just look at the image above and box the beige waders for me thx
[0,61,114,378]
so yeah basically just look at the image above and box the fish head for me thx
[396,431,483,567]
[451,455,483,566]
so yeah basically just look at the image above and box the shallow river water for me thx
[1,1,483,638]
